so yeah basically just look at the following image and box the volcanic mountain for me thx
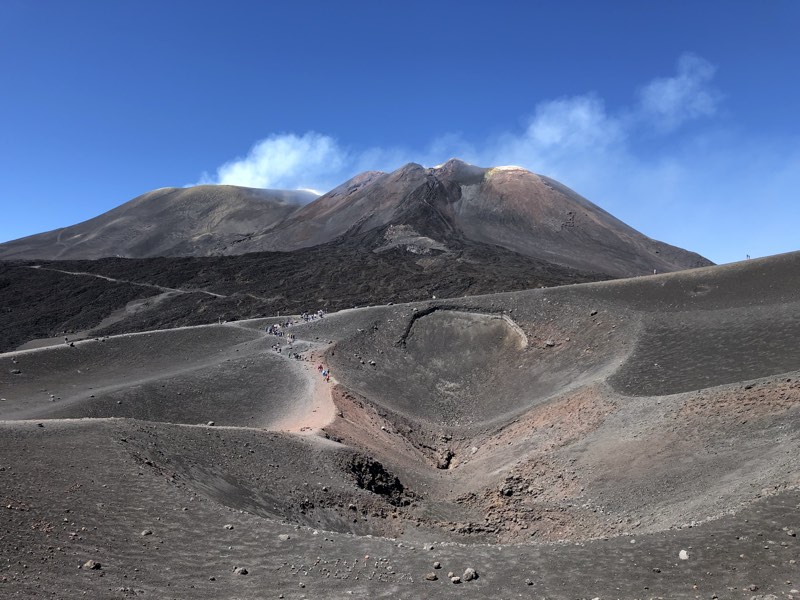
[0,160,711,277]
[233,159,712,277]
[0,185,317,260]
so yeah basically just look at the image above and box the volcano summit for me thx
[0,159,711,278]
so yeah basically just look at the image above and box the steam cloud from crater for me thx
[197,53,800,264]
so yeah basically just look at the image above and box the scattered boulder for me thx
[278,534,290,541]
[425,572,438,581]
[10,369,21,375]
[450,576,462,584]
[462,567,478,581]
[544,340,555,347]
[679,549,689,560]
[433,561,441,569]
[224,524,234,530]
[82,560,101,570]
[140,530,152,536]
[233,566,248,575]
[207,421,215,427]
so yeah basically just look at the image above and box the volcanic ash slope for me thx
[0,252,799,598]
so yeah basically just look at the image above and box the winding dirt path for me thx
[27,265,227,298]
[5,313,340,441]
[271,346,337,435]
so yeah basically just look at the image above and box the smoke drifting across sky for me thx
[200,54,719,190]
[199,53,800,265]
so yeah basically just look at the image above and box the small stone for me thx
[140,530,152,536]
[450,576,461,584]
[224,524,234,530]
[209,576,215,581]
[544,340,555,347]
[233,566,248,575]
[10,369,21,375]
[82,560,101,570]
[207,421,215,427]
[462,567,478,581]
[749,584,758,591]
[525,578,533,585]
[590,310,598,316]
[278,534,290,541]
[447,571,454,578]
[679,549,689,560]
[425,572,438,581]
[433,561,441,569]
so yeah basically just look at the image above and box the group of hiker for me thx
[301,309,325,322]
[278,347,303,360]
[265,323,297,339]
[264,311,330,372]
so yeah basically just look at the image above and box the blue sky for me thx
[1,0,799,264]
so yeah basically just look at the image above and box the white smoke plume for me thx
[197,54,799,263]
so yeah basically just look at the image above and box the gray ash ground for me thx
[1,252,800,598]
